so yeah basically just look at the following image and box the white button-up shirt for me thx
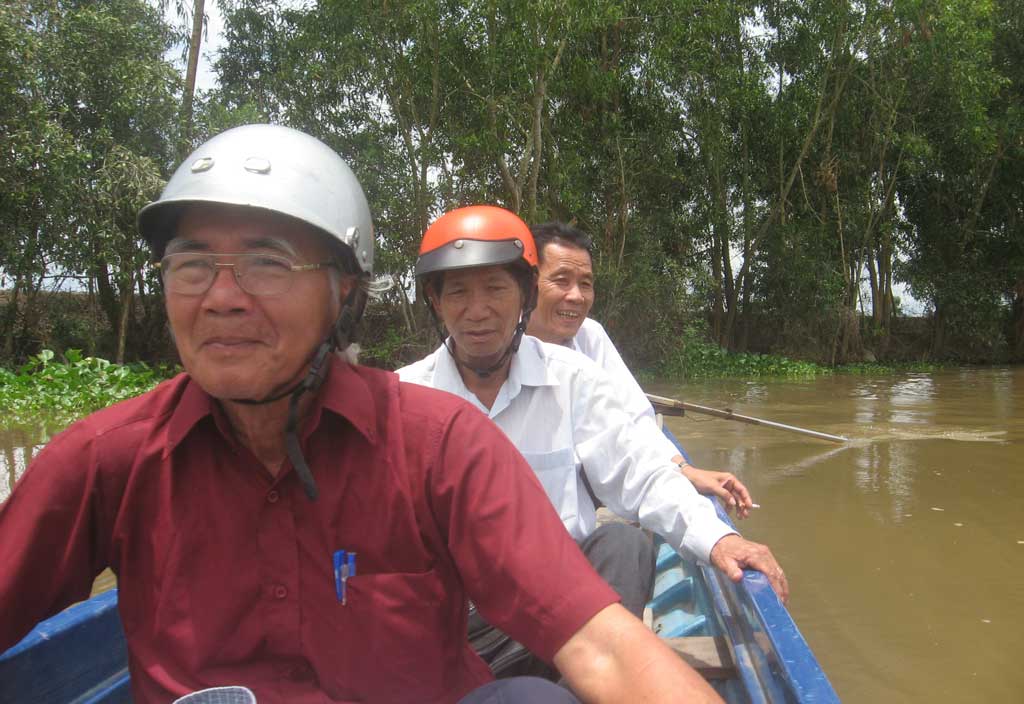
[397,336,734,563]
[571,317,690,456]
[571,317,655,422]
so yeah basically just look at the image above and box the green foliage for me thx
[0,350,178,432]
[2,0,1022,368]
[651,327,830,380]
[647,329,948,381]
[835,361,947,375]
[0,0,180,364]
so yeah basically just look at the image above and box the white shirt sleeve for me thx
[573,319,656,423]
[566,359,736,563]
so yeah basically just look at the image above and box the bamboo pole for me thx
[646,393,848,444]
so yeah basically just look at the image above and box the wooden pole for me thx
[646,393,848,444]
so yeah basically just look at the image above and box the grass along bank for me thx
[644,333,945,381]
[1,345,948,434]
[0,349,177,433]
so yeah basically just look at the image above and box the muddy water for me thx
[653,367,1023,703]
[2,367,1022,701]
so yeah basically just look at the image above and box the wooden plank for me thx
[662,636,736,679]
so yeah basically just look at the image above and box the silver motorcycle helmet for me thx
[138,124,373,275]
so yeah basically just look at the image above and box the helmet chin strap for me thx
[434,282,537,381]
[441,314,531,379]
[228,286,361,501]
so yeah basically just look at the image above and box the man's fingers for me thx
[715,485,737,508]
[723,559,743,583]
[733,481,753,507]
[740,550,788,603]
[760,565,788,603]
[721,476,753,513]
[711,536,788,601]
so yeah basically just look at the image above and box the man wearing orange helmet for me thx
[399,206,787,676]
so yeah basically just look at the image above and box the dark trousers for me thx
[577,522,657,619]
[457,677,581,703]
[468,523,657,679]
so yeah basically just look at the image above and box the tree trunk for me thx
[180,0,205,152]
[867,254,880,324]
[1,280,22,359]
[1013,279,1024,361]
[93,263,120,336]
[116,275,134,365]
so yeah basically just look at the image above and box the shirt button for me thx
[274,585,288,599]
[267,490,280,503]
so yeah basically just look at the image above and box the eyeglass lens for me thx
[161,253,296,296]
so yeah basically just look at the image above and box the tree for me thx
[0,0,179,363]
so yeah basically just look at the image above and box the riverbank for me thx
[4,290,1022,372]
[1,345,964,435]
[641,335,948,382]
[0,349,176,432]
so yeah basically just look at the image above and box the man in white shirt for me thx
[526,221,755,518]
[398,207,787,609]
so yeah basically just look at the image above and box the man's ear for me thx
[336,275,356,306]
[427,291,442,315]
[424,281,442,314]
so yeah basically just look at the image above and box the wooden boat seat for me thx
[663,636,736,679]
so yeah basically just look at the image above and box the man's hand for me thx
[679,465,754,518]
[709,534,789,603]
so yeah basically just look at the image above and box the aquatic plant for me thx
[648,330,831,380]
[0,349,177,432]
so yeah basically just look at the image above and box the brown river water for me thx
[2,366,1021,702]
[652,367,1024,703]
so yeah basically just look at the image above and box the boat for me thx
[648,427,839,702]
[0,588,129,703]
[0,428,839,703]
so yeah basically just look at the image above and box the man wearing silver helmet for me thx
[0,125,723,704]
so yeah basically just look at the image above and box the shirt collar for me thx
[166,375,217,455]
[430,336,559,416]
[165,356,378,455]
[513,336,559,388]
[317,356,378,444]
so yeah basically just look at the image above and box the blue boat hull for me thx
[0,589,130,703]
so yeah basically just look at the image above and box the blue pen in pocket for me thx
[332,550,358,605]
[332,550,346,603]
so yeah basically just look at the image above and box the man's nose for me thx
[464,289,493,320]
[565,282,585,303]
[202,265,251,310]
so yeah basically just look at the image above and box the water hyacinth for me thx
[0,350,178,433]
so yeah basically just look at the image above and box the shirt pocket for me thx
[518,447,579,520]
[316,568,456,702]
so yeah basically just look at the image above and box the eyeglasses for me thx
[154,252,335,297]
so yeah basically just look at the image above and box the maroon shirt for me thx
[0,358,617,703]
